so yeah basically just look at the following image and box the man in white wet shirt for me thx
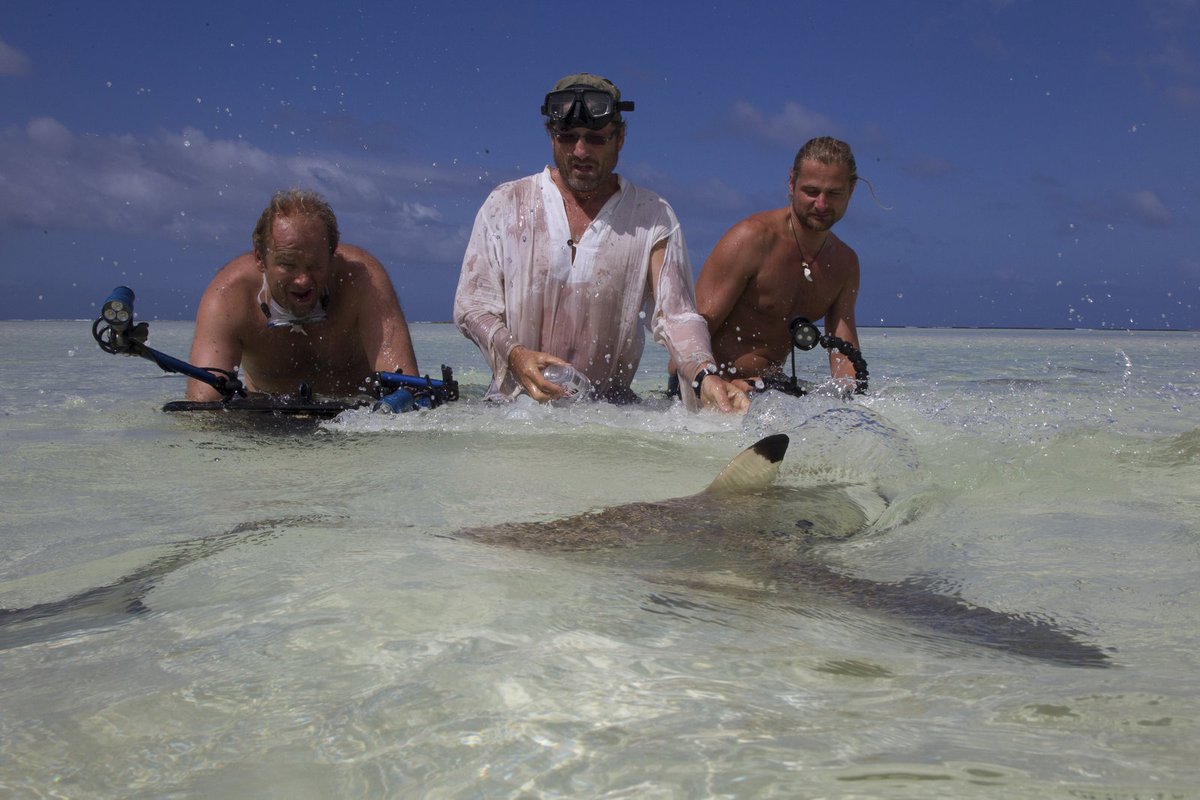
[186,189,418,401]
[453,73,748,413]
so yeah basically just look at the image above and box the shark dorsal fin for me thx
[703,434,789,495]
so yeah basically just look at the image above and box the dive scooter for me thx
[92,286,458,417]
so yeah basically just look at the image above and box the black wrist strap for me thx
[693,365,718,397]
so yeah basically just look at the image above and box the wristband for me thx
[692,364,719,398]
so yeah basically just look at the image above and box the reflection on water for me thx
[1,322,1199,797]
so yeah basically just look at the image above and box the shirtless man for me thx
[694,137,862,392]
[186,189,418,401]
[454,73,746,412]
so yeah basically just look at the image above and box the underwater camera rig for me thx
[92,286,458,417]
[757,317,868,397]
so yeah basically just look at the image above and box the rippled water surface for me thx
[2,321,1198,798]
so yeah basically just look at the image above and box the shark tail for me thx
[704,434,789,495]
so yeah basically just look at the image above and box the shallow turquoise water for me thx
[1,321,1198,798]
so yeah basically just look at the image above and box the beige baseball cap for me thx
[550,72,623,101]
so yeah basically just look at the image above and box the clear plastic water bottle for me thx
[542,364,592,401]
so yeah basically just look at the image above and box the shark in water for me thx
[2,436,1109,666]
[458,434,1111,668]
[0,518,294,650]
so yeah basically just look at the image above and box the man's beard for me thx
[797,211,835,232]
[564,163,605,194]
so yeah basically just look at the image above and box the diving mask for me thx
[258,274,328,334]
[541,87,635,131]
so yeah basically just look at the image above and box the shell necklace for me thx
[787,213,826,283]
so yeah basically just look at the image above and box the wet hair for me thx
[252,189,340,260]
[791,137,858,189]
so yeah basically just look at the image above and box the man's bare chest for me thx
[243,324,361,374]
[754,257,842,320]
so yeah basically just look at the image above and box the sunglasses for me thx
[541,88,635,131]
[551,130,619,146]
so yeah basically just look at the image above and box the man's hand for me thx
[699,373,750,414]
[729,377,758,395]
[508,346,569,403]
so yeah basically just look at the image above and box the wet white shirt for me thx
[454,168,715,409]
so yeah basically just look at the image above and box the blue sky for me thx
[2,1,1198,329]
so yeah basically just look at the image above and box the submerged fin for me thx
[0,515,329,650]
[704,434,789,495]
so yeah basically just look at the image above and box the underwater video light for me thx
[789,317,821,351]
[101,286,136,332]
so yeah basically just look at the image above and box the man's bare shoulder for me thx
[334,243,387,273]
[201,253,261,304]
[335,242,373,261]
[333,243,392,287]
[710,211,787,261]
[207,252,260,285]
[707,208,785,274]
[192,253,260,345]
[725,208,783,245]
[332,244,405,316]
[827,232,861,267]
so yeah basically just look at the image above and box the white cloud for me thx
[400,202,443,223]
[1127,189,1173,227]
[0,117,486,263]
[624,162,751,215]
[0,38,31,77]
[25,116,73,152]
[725,100,839,149]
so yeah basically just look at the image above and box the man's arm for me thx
[693,219,765,335]
[690,218,772,394]
[453,196,569,402]
[824,250,862,387]
[186,261,250,401]
[454,204,520,385]
[648,238,748,414]
[342,245,419,376]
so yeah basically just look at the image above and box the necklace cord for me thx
[787,213,827,271]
